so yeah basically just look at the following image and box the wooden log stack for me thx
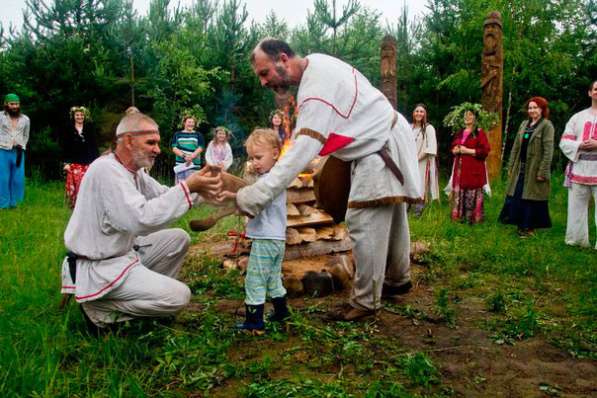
[281,171,354,296]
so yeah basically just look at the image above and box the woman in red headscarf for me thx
[499,96,554,237]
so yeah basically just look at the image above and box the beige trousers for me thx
[565,183,597,249]
[82,228,192,326]
[347,203,411,311]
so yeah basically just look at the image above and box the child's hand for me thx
[245,161,254,174]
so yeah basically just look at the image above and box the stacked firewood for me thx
[285,173,348,248]
[278,167,355,297]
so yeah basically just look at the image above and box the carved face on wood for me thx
[483,24,500,55]
[380,40,396,77]
[381,42,395,58]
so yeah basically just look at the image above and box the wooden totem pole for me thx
[481,11,504,181]
[380,35,398,109]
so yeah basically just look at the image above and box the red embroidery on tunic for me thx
[319,133,355,156]
[561,134,577,141]
[570,174,597,184]
[300,68,359,119]
[75,258,140,300]
[180,182,192,209]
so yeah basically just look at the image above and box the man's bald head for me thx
[114,111,161,170]
[116,111,159,138]
[250,38,295,65]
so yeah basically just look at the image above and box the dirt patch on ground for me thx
[370,280,596,397]
[183,244,596,397]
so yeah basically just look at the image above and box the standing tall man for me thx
[61,110,222,331]
[560,80,597,248]
[0,93,30,208]
[235,39,421,321]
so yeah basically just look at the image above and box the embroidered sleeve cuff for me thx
[179,181,193,209]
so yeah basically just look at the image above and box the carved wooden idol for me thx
[481,11,504,181]
[380,35,397,109]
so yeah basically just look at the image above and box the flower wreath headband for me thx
[269,109,284,120]
[442,102,498,135]
[213,125,233,138]
[70,106,91,121]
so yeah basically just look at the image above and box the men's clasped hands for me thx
[184,164,242,208]
[184,164,225,202]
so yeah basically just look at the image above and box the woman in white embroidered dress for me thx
[410,103,439,216]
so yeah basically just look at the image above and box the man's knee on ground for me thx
[167,281,192,309]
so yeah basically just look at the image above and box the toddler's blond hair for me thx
[245,128,281,152]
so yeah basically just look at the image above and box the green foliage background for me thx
[0,0,595,179]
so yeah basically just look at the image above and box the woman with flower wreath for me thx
[61,106,99,208]
[205,126,234,171]
[444,103,493,223]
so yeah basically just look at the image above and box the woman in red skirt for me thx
[448,107,491,223]
[61,106,99,208]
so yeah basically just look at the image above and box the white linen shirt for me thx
[237,53,421,216]
[61,153,199,302]
[560,108,597,185]
[0,111,30,150]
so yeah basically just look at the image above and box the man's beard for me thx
[5,106,20,117]
[268,65,291,95]
[132,148,156,169]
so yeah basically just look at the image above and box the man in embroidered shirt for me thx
[60,110,222,331]
[0,93,30,208]
[559,80,597,248]
[237,38,421,321]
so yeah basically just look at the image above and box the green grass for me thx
[0,174,595,397]
[409,175,596,358]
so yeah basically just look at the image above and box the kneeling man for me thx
[60,110,222,329]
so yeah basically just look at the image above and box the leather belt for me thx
[391,112,398,129]
[379,111,404,185]
[377,147,404,185]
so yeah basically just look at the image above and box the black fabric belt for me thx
[66,252,79,283]
[65,244,151,284]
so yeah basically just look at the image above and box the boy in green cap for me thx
[0,93,30,208]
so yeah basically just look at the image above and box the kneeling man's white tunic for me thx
[60,153,198,325]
